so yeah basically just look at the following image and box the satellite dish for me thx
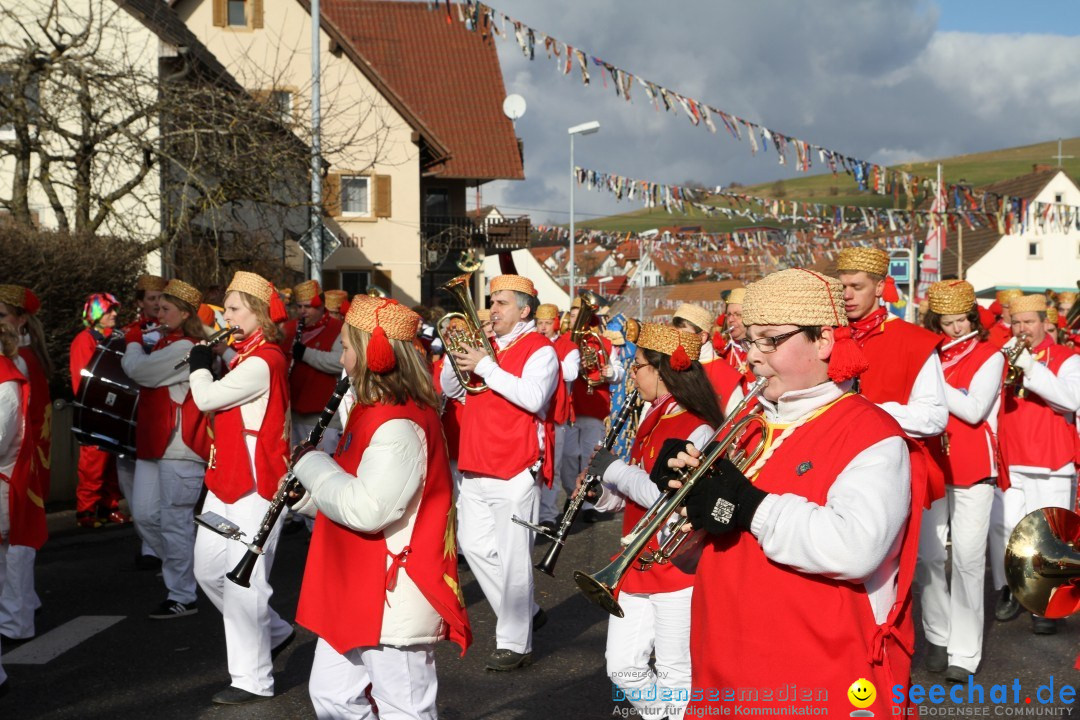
[503,94,527,122]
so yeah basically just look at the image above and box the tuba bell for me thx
[436,273,498,394]
[1005,507,1080,618]
[571,290,610,394]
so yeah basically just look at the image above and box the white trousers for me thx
[119,455,157,558]
[308,638,438,720]
[194,489,293,695]
[0,480,36,639]
[915,483,994,673]
[607,587,693,720]
[456,469,539,653]
[132,459,204,604]
[539,423,571,523]
[989,466,1075,591]
[559,417,604,517]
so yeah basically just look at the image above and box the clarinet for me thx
[226,375,352,588]
[515,389,640,576]
[289,316,306,376]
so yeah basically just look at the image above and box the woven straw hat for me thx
[324,289,348,311]
[1010,294,1047,315]
[163,279,202,309]
[345,296,419,341]
[637,322,702,361]
[136,274,167,292]
[996,288,1023,306]
[1057,291,1077,305]
[673,303,715,333]
[928,280,976,315]
[477,308,491,323]
[226,271,274,304]
[1046,306,1059,323]
[743,268,848,328]
[0,284,40,314]
[293,279,322,304]
[836,247,889,277]
[491,274,537,297]
[726,287,746,305]
[603,329,625,346]
[535,303,559,321]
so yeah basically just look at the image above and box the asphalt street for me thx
[3,504,1079,719]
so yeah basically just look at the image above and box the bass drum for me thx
[72,334,138,456]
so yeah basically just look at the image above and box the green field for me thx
[576,137,1080,233]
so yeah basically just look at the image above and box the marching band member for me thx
[535,304,579,531]
[672,303,745,416]
[987,289,1022,348]
[440,274,559,671]
[324,290,349,321]
[655,268,921,717]
[586,323,723,720]
[188,271,295,704]
[120,280,208,620]
[718,288,753,385]
[70,293,128,529]
[993,294,1080,634]
[916,281,1005,682]
[836,247,947,503]
[289,296,471,719]
[284,280,346,453]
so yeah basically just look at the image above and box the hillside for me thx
[577,137,1080,233]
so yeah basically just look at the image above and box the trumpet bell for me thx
[573,570,625,618]
[1005,507,1080,618]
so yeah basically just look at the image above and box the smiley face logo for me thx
[848,678,876,709]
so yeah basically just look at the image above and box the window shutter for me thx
[212,0,227,26]
[374,174,391,218]
[251,0,264,28]
[324,173,341,217]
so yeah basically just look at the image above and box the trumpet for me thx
[436,273,498,395]
[1003,333,1031,395]
[574,377,770,617]
[571,290,610,394]
[173,326,238,370]
[512,389,641,576]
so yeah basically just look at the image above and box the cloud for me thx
[469,0,1080,225]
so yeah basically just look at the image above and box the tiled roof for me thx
[319,1,524,181]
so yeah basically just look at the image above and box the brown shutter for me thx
[212,0,227,27]
[251,0,264,28]
[324,173,341,217]
[374,174,391,218]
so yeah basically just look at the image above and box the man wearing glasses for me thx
[284,280,345,453]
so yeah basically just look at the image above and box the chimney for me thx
[1033,163,1054,173]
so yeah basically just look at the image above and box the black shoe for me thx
[0,678,8,699]
[582,509,600,524]
[1032,616,1059,635]
[134,553,162,571]
[533,608,547,632]
[924,643,948,673]
[271,629,296,659]
[149,600,198,620]
[485,649,533,671]
[0,633,32,647]
[945,666,972,684]
[994,587,1021,622]
[211,686,272,705]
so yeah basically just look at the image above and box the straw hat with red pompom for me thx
[345,295,421,373]
[0,284,41,315]
[226,271,288,323]
[636,322,702,372]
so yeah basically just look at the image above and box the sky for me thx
[468,0,1080,225]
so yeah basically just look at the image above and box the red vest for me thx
[619,398,700,595]
[687,395,921,716]
[284,315,345,414]
[720,342,754,385]
[135,333,201,460]
[17,348,51,513]
[1002,337,1077,470]
[432,356,461,462]
[296,400,471,655]
[927,340,1005,487]
[0,357,46,549]
[458,332,556,483]
[987,321,1012,349]
[551,334,577,425]
[700,357,743,408]
[571,334,614,421]
[205,343,289,503]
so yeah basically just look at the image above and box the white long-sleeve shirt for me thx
[749,381,911,624]
[189,358,271,478]
[122,339,203,463]
[0,379,23,482]
[560,347,581,383]
[944,351,1004,431]
[1022,354,1080,416]
[877,353,949,438]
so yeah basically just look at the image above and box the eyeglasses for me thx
[738,328,804,354]
[630,361,652,373]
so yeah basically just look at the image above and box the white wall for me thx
[483,249,570,309]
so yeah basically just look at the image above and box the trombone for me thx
[1005,507,1080,618]
[436,273,498,394]
[574,377,769,617]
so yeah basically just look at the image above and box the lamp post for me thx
[568,121,600,299]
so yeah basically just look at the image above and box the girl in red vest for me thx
[672,302,746,415]
[585,322,723,720]
[654,268,922,719]
[187,271,294,706]
[289,295,470,718]
[916,281,1005,683]
[121,279,209,621]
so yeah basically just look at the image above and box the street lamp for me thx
[568,121,600,299]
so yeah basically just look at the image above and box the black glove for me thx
[187,344,214,373]
[649,438,696,494]
[586,447,619,480]
[291,441,317,465]
[292,342,306,362]
[684,458,767,535]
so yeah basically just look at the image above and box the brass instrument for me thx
[1005,507,1080,618]
[367,286,388,298]
[436,273,498,395]
[1002,333,1031,397]
[574,377,770,617]
[1066,281,1080,331]
[571,290,610,394]
[173,326,238,370]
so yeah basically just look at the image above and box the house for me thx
[172,0,526,303]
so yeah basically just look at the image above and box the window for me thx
[1028,241,1040,258]
[341,176,370,216]
[227,0,246,26]
[1055,193,1064,204]
[424,189,450,218]
[269,90,292,125]
[0,72,41,136]
[341,271,371,296]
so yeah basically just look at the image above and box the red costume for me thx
[1001,337,1077,471]
[0,356,46,549]
[70,328,122,517]
[282,314,345,414]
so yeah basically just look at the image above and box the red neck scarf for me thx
[634,393,676,453]
[230,329,266,369]
[939,335,978,371]
[301,312,329,343]
[154,328,187,351]
[848,306,889,344]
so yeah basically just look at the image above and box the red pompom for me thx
[988,300,1002,318]
[882,276,899,304]
[978,305,996,329]
[340,299,351,317]
[827,326,870,383]
[670,344,691,372]
[711,330,725,354]
[309,293,323,308]
[268,285,288,323]
[366,326,397,373]
[23,289,40,315]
